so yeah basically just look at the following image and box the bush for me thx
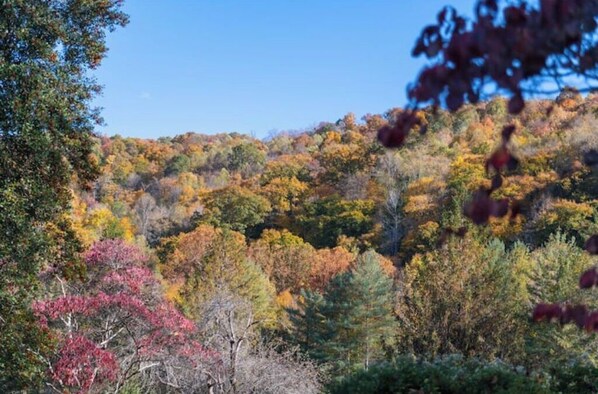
[329,355,598,394]
[546,361,598,394]
[328,355,548,394]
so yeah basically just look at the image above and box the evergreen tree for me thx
[288,289,328,357]
[347,251,396,370]
[289,251,395,375]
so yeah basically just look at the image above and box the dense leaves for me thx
[34,240,211,392]
[201,186,272,234]
[5,0,598,389]
[289,251,395,375]
[328,355,598,394]
[55,93,598,391]
[0,0,127,388]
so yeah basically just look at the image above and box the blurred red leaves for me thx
[463,189,509,225]
[377,110,423,149]
[584,311,598,332]
[533,303,597,331]
[585,235,598,254]
[507,94,525,115]
[407,0,598,113]
[532,303,562,322]
[486,146,519,172]
[377,125,407,149]
[562,304,589,329]
[579,268,598,289]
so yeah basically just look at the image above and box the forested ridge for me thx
[4,0,598,392]
[58,94,598,392]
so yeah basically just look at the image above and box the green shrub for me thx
[328,355,548,394]
[546,361,598,394]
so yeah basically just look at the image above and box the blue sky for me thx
[93,0,475,139]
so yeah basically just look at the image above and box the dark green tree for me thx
[288,288,328,356]
[164,153,191,175]
[347,251,396,370]
[0,1,127,389]
[228,142,266,176]
[289,251,395,376]
[295,195,376,248]
[201,185,271,234]
[328,356,549,394]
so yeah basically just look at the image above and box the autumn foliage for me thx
[5,0,598,391]
[34,240,212,393]
[375,0,598,339]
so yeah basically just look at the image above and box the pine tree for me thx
[347,251,396,370]
[287,289,328,358]
[289,251,396,375]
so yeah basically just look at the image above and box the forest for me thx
[2,0,598,393]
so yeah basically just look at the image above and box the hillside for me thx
[43,93,598,391]
[81,94,598,258]
[6,1,598,392]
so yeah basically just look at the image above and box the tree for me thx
[260,153,313,185]
[529,199,598,247]
[158,225,278,326]
[380,187,405,256]
[329,354,598,394]
[288,290,328,356]
[228,143,266,177]
[133,192,159,240]
[328,356,550,394]
[164,154,191,176]
[341,251,396,371]
[195,291,321,394]
[248,229,316,294]
[295,195,376,248]
[526,234,598,367]
[397,235,530,363]
[201,186,272,234]
[0,1,127,388]
[309,246,356,292]
[289,251,395,375]
[33,240,210,393]
[318,140,375,184]
[261,176,309,215]
[83,206,135,242]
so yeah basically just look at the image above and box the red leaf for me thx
[446,92,464,111]
[508,93,525,114]
[490,198,509,218]
[501,125,516,142]
[487,147,512,172]
[532,303,562,322]
[510,201,522,219]
[585,311,598,332]
[561,304,588,328]
[377,125,406,148]
[580,267,598,288]
[463,191,492,225]
[585,235,598,255]
[504,6,527,26]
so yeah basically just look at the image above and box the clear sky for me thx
[93,0,476,139]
